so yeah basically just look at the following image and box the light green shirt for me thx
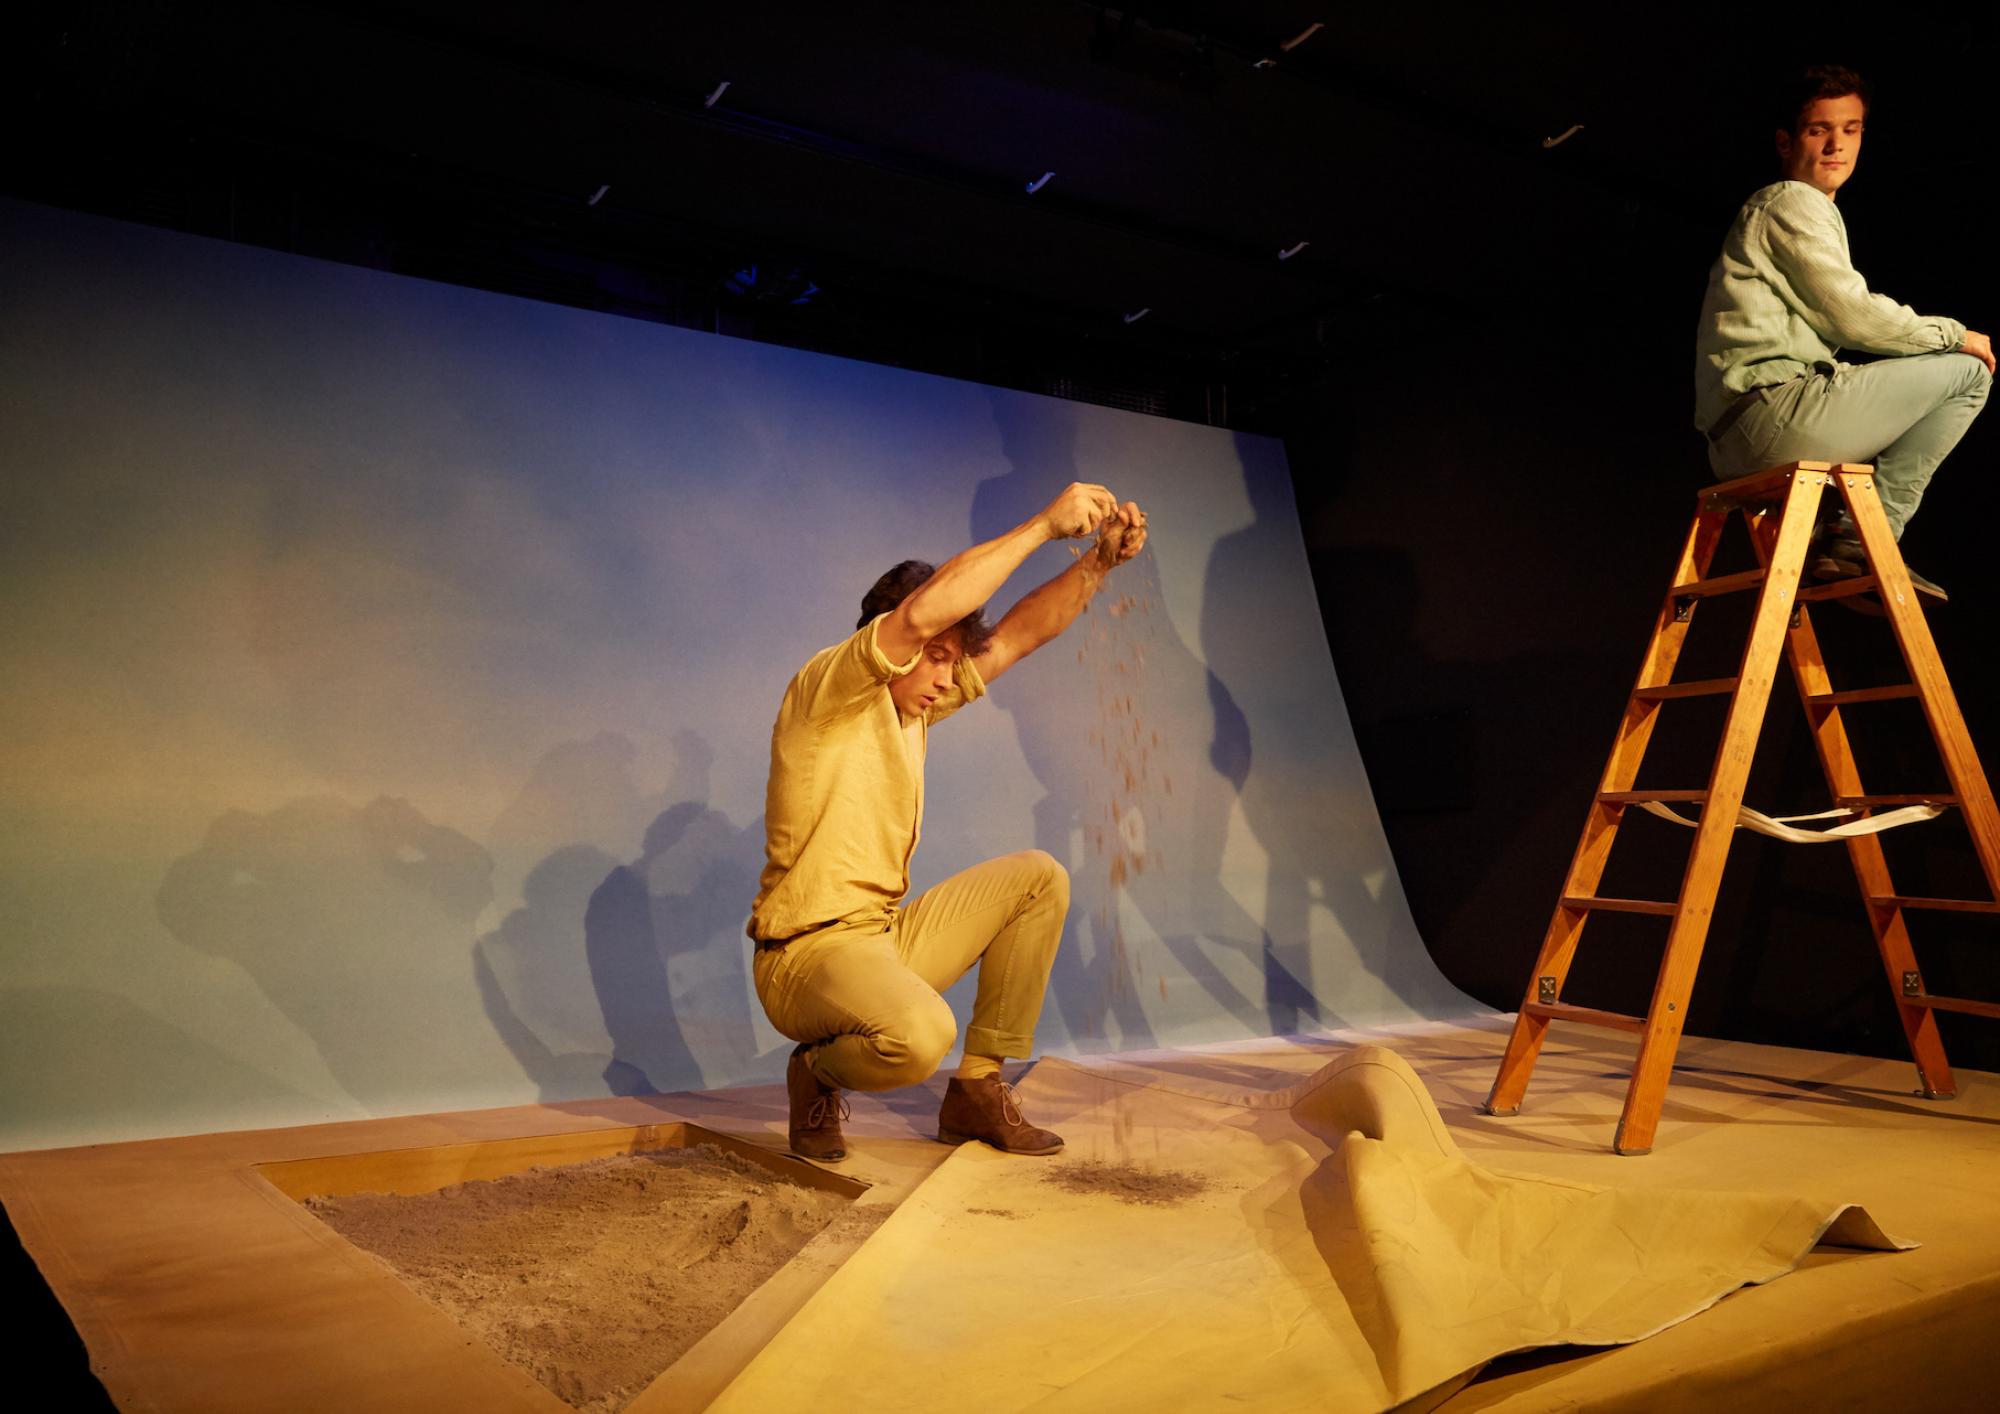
[1693,180,1965,431]
[748,614,986,942]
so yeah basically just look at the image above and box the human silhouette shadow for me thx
[155,795,508,1107]
[475,728,777,1101]
[582,798,767,1096]
[1205,432,1471,1019]
[972,392,1298,1045]
[473,844,626,1100]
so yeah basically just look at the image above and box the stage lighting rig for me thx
[722,263,819,307]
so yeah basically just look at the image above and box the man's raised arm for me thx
[878,482,1122,663]
[977,500,1148,684]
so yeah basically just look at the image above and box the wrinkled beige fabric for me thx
[708,1046,1906,1413]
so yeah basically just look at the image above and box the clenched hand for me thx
[1091,501,1149,570]
[1039,482,1120,540]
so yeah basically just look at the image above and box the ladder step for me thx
[1835,794,1958,807]
[1600,789,1708,804]
[1796,576,1947,604]
[1795,577,1876,604]
[1870,895,2000,915]
[1804,684,1921,707]
[1522,1001,1647,1034]
[1634,677,1739,702]
[1670,569,1765,600]
[1561,895,1678,916]
[1705,460,1835,502]
[1903,993,2000,1022]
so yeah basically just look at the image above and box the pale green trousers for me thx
[1708,352,1990,538]
[752,849,1068,1092]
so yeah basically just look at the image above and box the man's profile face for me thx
[888,629,964,718]
[1776,93,1865,198]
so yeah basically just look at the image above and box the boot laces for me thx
[805,1091,850,1130]
[998,1081,1024,1128]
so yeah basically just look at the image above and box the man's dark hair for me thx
[1776,65,1870,131]
[857,559,995,656]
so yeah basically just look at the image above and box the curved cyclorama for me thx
[0,196,1466,1157]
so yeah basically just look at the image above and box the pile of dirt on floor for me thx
[1042,1159,1209,1206]
[306,1144,853,1412]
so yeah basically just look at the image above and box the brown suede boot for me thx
[787,1044,849,1162]
[937,1076,1064,1155]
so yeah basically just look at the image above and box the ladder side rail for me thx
[1838,469,2000,900]
[1744,494,1957,1098]
[1614,470,1829,1153]
[1484,499,1730,1116]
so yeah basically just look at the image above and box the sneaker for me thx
[1902,561,1949,599]
[1809,535,1869,581]
[1810,535,1948,602]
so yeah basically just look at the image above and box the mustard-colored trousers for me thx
[753,849,1068,1092]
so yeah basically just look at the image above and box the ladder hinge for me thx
[1537,975,1557,1004]
[1903,970,1923,998]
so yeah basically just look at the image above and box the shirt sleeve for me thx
[790,615,922,725]
[1764,186,1965,357]
[924,648,988,727]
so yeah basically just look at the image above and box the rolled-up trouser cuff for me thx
[965,1024,1035,1060]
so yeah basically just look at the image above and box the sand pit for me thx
[306,1144,860,1412]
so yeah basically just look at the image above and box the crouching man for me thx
[747,481,1147,1161]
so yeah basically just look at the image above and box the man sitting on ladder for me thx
[1695,64,1992,597]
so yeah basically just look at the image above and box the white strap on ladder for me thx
[1636,799,1944,844]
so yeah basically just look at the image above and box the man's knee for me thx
[871,998,958,1085]
[1018,848,1069,904]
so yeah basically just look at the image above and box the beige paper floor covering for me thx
[10,1019,2000,1411]
[709,1045,1903,1413]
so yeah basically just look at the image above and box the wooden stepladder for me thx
[1486,460,2000,1154]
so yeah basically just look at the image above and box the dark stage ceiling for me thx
[10,4,1998,428]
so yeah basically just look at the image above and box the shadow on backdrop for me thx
[0,986,316,1140]
[475,730,772,1100]
[473,844,624,1099]
[156,795,502,1107]
[973,393,1335,1045]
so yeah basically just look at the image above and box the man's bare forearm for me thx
[994,554,1107,658]
[896,517,1052,643]
[886,482,1122,658]
[878,483,1121,663]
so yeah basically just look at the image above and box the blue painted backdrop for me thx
[0,198,1469,1152]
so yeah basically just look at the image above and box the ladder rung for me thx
[1634,677,1739,702]
[1903,993,2000,1022]
[1670,569,1765,599]
[1561,895,1677,916]
[1796,575,1947,604]
[1600,790,1708,804]
[1835,794,1958,807]
[1805,684,1921,707]
[1796,577,1877,603]
[1523,1001,1647,1034]
[1870,895,2000,915]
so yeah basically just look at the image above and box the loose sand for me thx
[306,1144,860,1412]
[1043,1159,1209,1205]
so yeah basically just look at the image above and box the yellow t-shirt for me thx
[747,614,986,941]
